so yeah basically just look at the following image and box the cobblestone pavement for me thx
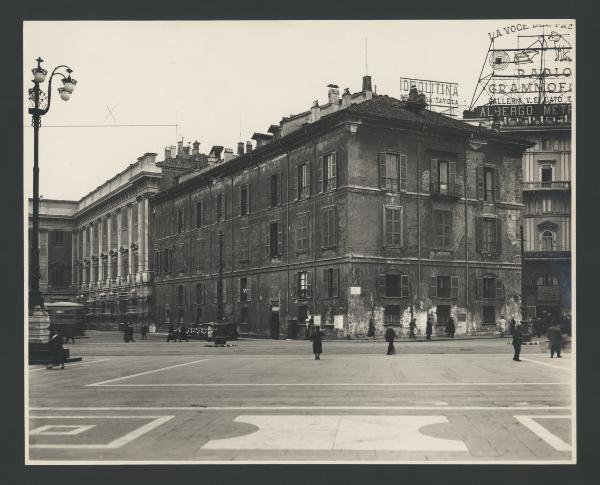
[28,332,574,463]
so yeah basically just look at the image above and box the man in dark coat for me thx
[141,323,148,340]
[547,325,563,358]
[46,327,65,370]
[509,317,516,336]
[512,322,523,361]
[385,326,396,355]
[446,316,456,338]
[180,324,189,342]
[311,325,323,360]
[426,316,433,340]
[167,324,175,342]
[409,319,417,339]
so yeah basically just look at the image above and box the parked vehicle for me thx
[45,302,85,338]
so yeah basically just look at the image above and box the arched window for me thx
[537,273,558,287]
[541,230,554,251]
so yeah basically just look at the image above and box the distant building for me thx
[150,77,532,338]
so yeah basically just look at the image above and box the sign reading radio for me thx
[464,103,571,120]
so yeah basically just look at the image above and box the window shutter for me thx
[212,280,217,304]
[430,158,438,191]
[449,161,456,191]
[400,154,407,191]
[277,221,283,256]
[293,272,298,299]
[496,279,504,300]
[382,207,387,248]
[451,275,459,299]
[331,152,337,189]
[493,167,501,202]
[430,276,437,297]
[331,207,337,247]
[306,270,312,298]
[203,197,209,226]
[223,279,228,305]
[235,278,241,303]
[292,166,298,201]
[477,165,484,200]
[401,274,409,297]
[264,222,270,259]
[495,217,502,254]
[305,162,311,198]
[236,186,241,217]
[247,184,251,214]
[476,277,483,299]
[332,268,339,297]
[318,156,324,193]
[277,173,282,206]
[379,152,387,189]
[246,277,252,302]
[322,269,328,297]
[476,216,483,252]
[378,273,386,297]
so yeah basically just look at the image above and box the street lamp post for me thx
[27,57,76,352]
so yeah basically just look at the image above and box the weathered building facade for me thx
[150,79,531,338]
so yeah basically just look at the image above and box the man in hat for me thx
[46,326,65,370]
[512,321,523,362]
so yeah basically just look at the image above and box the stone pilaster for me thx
[97,218,103,287]
[116,209,123,285]
[127,204,134,283]
[106,214,112,286]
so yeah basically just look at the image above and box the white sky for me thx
[23,19,572,201]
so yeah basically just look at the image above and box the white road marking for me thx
[91,381,570,387]
[29,359,111,372]
[520,358,571,372]
[515,415,571,451]
[29,415,173,450]
[202,415,468,451]
[29,424,96,436]
[30,405,571,411]
[86,359,208,386]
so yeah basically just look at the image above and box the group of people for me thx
[167,324,190,342]
[121,322,149,342]
[511,321,566,361]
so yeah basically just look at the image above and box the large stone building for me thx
[150,77,532,338]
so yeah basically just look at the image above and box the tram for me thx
[45,301,86,338]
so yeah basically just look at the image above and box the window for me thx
[177,244,184,273]
[239,277,251,303]
[540,164,553,185]
[321,206,336,248]
[434,210,452,248]
[270,173,281,207]
[297,212,309,253]
[483,305,496,324]
[541,138,552,151]
[379,153,407,192]
[195,282,205,305]
[384,206,403,247]
[267,221,283,258]
[477,275,503,300]
[476,217,501,254]
[541,230,554,251]
[321,152,337,192]
[384,305,401,326]
[298,271,308,299]
[429,275,459,299]
[541,199,553,213]
[216,193,224,222]
[477,165,499,202]
[177,285,185,306]
[240,184,249,216]
[196,201,203,227]
[430,159,456,195]
[177,207,184,233]
[52,231,65,245]
[296,163,309,199]
[323,268,339,298]
[382,274,409,298]
[537,273,558,286]
[239,227,249,263]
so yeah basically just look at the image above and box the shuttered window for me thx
[380,152,407,192]
[323,268,339,298]
[384,206,403,247]
[476,217,501,254]
[239,227,249,263]
[240,184,249,216]
[270,173,281,207]
[320,152,337,192]
[196,201,203,227]
[477,275,503,300]
[434,210,452,248]
[267,221,283,258]
[295,163,310,200]
[297,212,309,253]
[321,206,336,248]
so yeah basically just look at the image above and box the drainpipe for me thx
[286,150,290,337]
[312,139,318,318]
[464,144,470,333]
[417,135,422,311]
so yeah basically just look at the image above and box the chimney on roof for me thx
[171,145,177,158]
[310,100,321,122]
[268,124,281,141]
[327,84,340,106]
[177,140,184,157]
[362,75,373,100]
[183,143,190,157]
[246,141,253,153]
[405,85,428,114]
[237,142,245,156]
[192,140,200,155]
[165,146,172,159]
[223,148,234,162]
[341,88,352,109]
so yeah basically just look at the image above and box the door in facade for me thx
[436,305,450,325]
[270,310,280,339]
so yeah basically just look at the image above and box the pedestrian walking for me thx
[141,322,148,340]
[509,317,516,336]
[498,315,507,337]
[180,324,190,342]
[426,315,433,340]
[512,322,523,361]
[409,319,417,339]
[385,326,396,355]
[547,324,563,358]
[123,323,135,343]
[304,314,311,340]
[46,327,65,370]
[311,325,323,360]
[446,316,455,338]
[167,324,175,342]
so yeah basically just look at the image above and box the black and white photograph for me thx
[23,18,576,465]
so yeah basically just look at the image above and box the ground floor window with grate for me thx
[384,305,401,326]
[483,305,496,324]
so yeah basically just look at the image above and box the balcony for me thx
[523,181,570,191]
[524,250,571,259]
[430,182,462,199]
